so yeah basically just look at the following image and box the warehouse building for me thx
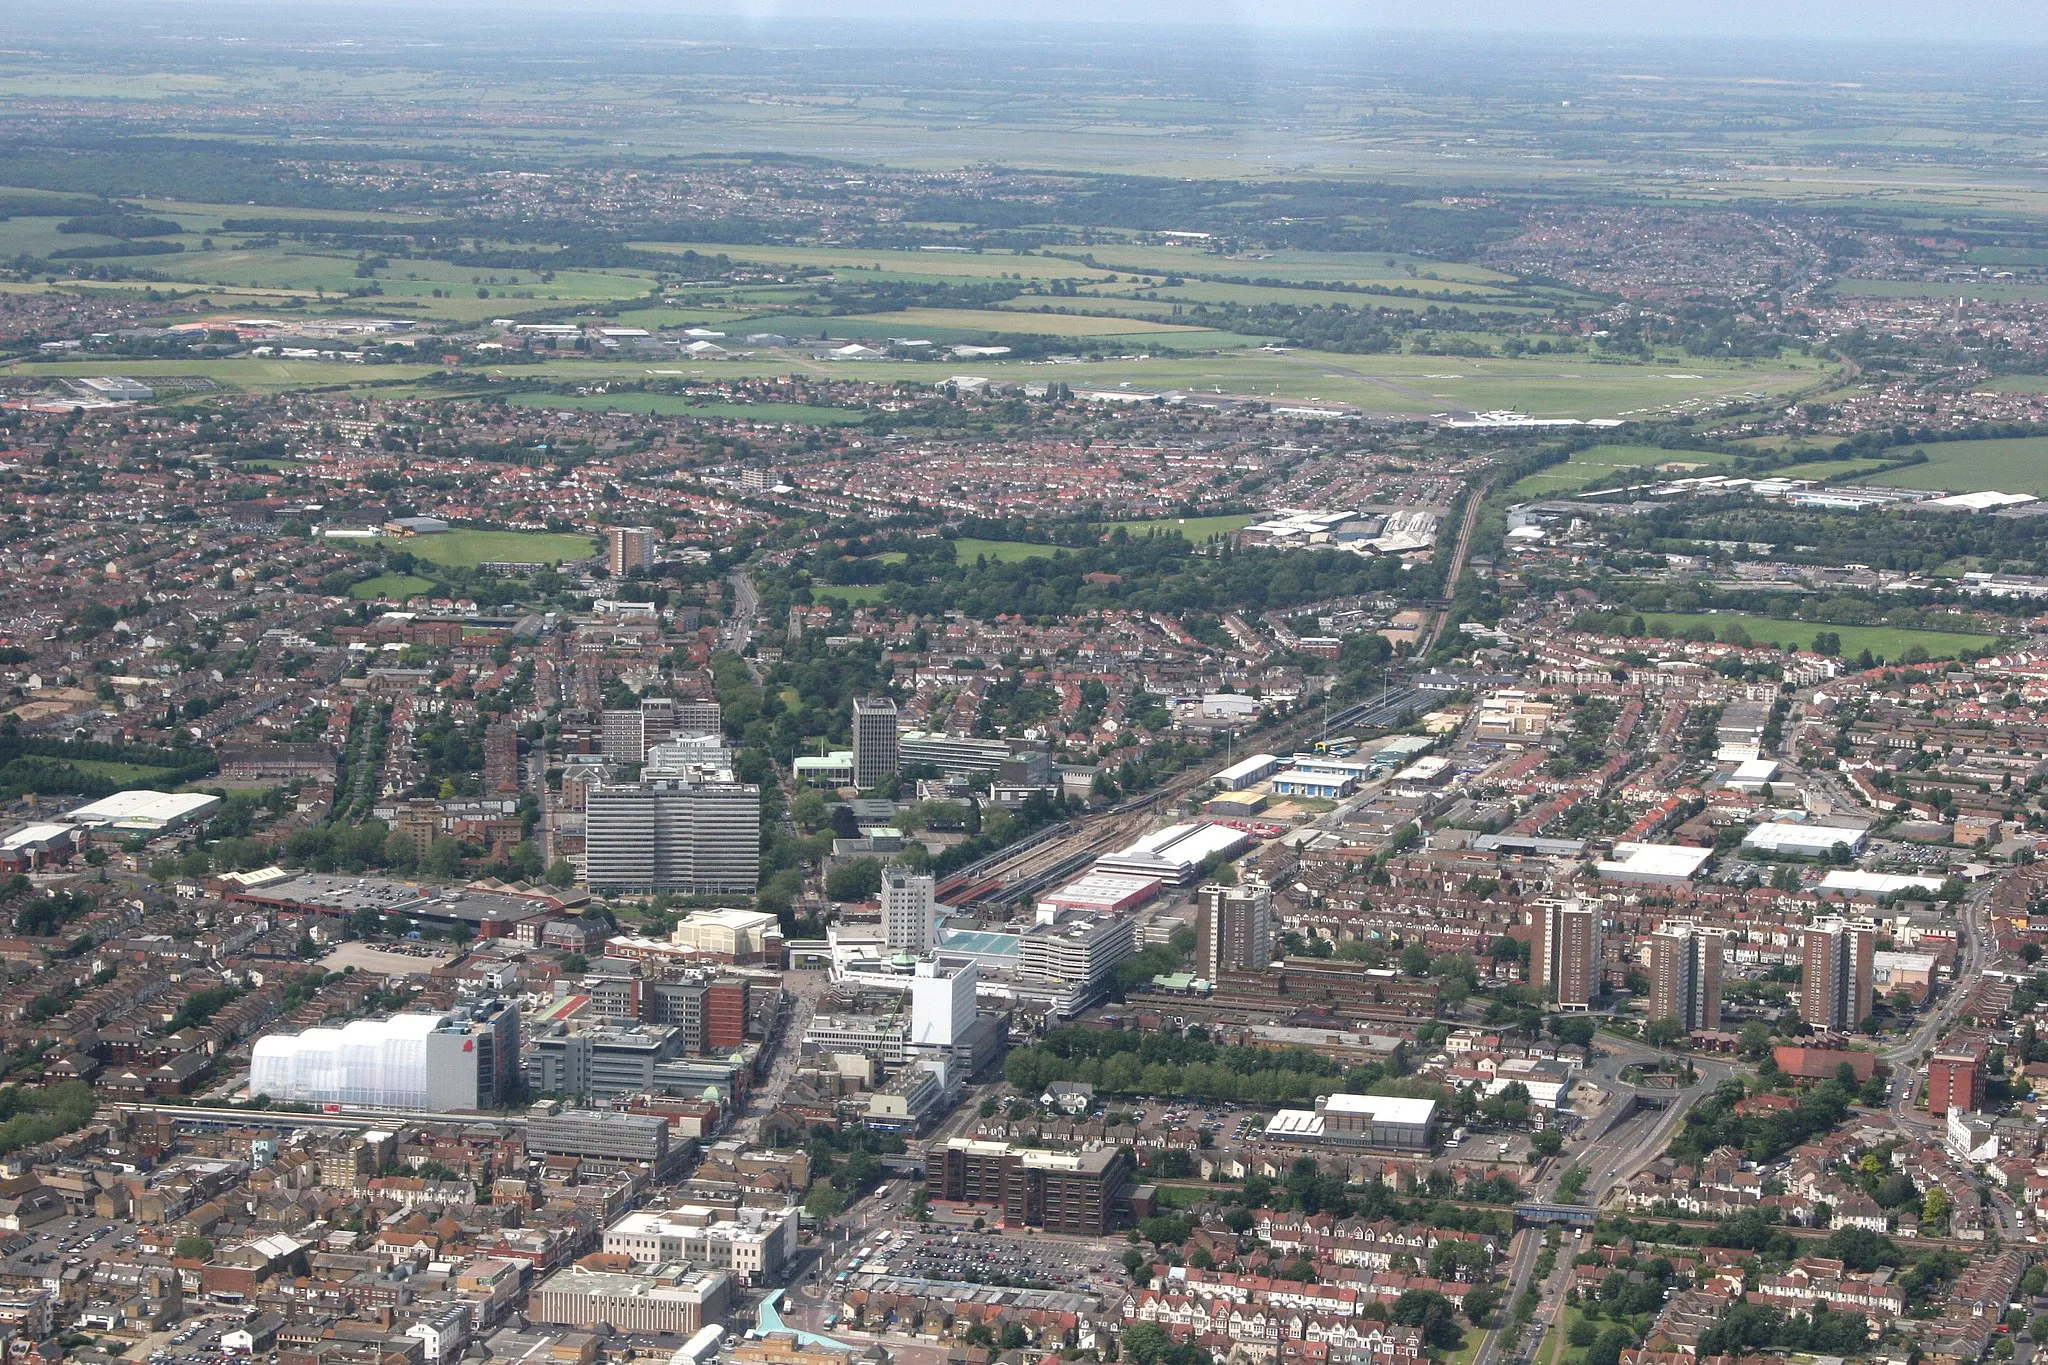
[1261,1093,1437,1152]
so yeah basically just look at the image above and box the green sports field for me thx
[402,530,597,569]
[1096,513,1257,540]
[950,538,1060,564]
[350,573,436,600]
[1629,612,2001,661]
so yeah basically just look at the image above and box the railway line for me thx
[943,677,1432,907]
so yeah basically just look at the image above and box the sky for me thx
[428,0,2048,43]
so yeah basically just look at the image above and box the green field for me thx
[951,538,1060,564]
[812,584,889,605]
[1506,444,1733,499]
[1858,437,2048,497]
[506,392,867,424]
[5,322,1824,420]
[65,758,179,785]
[1831,278,2048,303]
[1629,612,2001,661]
[402,529,597,569]
[350,572,436,600]
[1773,457,1898,481]
[1096,513,1257,540]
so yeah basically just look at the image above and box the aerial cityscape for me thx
[5,10,2048,1365]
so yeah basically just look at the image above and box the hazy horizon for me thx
[15,0,2048,46]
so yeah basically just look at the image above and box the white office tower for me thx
[584,781,761,894]
[881,866,937,952]
[852,696,900,790]
[911,960,978,1048]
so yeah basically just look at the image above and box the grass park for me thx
[1624,612,2001,661]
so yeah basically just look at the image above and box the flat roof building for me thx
[66,790,221,834]
[1743,821,1869,858]
[529,1263,729,1336]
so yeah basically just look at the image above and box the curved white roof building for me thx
[249,1004,517,1112]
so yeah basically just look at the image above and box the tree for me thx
[1923,1186,1950,1229]
[1462,1286,1499,1325]
[1738,1019,1774,1060]
[560,953,588,974]
[1122,1323,1171,1365]
[804,1182,845,1220]
[826,857,883,902]
[1530,1129,1564,1158]
[1643,1016,1687,1048]
[173,1235,213,1261]
[545,858,576,888]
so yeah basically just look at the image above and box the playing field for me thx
[1858,437,2048,497]
[811,584,890,605]
[1096,513,1257,540]
[951,538,1060,563]
[350,573,436,600]
[401,530,597,569]
[1505,444,1732,499]
[1629,612,2001,661]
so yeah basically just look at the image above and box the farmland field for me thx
[1625,612,2001,661]
[1858,437,2048,496]
[1505,444,1733,498]
[401,530,597,569]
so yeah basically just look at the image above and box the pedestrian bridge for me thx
[1513,1202,1597,1226]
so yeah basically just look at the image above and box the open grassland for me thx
[9,337,1823,421]
[65,758,180,784]
[951,538,1060,563]
[349,573,436,600]
[402,529,597,569]
[1859,437,2048,497]
[1505,444,1734,498]
[506,392,866,424]
[840,306,1219,337]
[1773,457,1900,481]
[1628,612,2000,660]
[1095,513,1258,540]
[811,584,890,605]
[634,241,1126,284]
[1830,278,2048,303]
